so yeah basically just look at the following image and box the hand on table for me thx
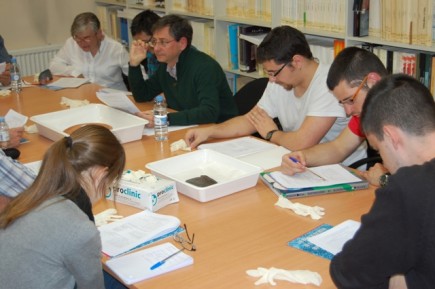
[8,127,24,148]
[136,110,154,128]
[184,126,213,149]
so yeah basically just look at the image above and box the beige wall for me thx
[0,0,96,51]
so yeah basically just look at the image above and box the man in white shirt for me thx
[184,26,366,166]
[49,12,130,91]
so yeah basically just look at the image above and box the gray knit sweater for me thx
[0,196,104,289]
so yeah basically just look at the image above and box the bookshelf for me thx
[95,0,435,90]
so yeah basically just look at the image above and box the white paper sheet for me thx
[98,210,180,257]
[307,219,361,255]
[5,109,28,128]
[96,91,140,114]
[46,77,89,88]
[270,164,362,189]
[106,242,193,285]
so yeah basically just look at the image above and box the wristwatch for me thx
[265,129,279,141]
[379,173,390,187]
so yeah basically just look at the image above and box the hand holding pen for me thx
[280,152,308,176]
[281,153,326,181]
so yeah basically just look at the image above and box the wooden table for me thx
[0,83,376,289]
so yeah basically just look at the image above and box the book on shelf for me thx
[260,164,369,198]
[227,23,239,70]
[98,210,181,257]
[106,242,194,285]
[238,25,271,73]
[353,0,369,37]
[191,19,214,57]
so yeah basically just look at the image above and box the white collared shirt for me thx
[49,35,130,91]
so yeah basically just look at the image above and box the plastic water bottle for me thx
[153,95,168,141]
[0,116,10,149]
[10,57,22,93]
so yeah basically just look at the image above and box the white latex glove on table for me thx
[275,195,325,220]
[246,267,322,286]
[94,208,124,227]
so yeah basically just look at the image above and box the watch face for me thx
[380,174,389,187]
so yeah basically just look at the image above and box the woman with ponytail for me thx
[0,125,125,289]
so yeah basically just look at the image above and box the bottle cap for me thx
[155,95,164,102]
[11,57,17,63]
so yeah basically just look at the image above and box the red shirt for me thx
[348,115,365,137]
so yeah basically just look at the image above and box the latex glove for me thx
[0,89,11,96]
[60,96,90,108]
[275,195,325,220]
[94,208,124,227]
[170,139,192,152]
[24,124,38,134]
[122,169,157,183]
[246,267,322,286]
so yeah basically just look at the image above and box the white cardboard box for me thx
[146,149,262,202]
[106,177,178,211]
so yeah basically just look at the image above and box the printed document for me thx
[46,77,89,89]
[99,210,180,257]
[270,164,362,189]
[96,91,140,114]
[198,136,290,170]
[307,219,361,255]
[106,242,194,285]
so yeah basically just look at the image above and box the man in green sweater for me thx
[128,14,238,126]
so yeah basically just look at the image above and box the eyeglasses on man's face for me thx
[148,38,176,48]
[173,224,196,251]
[265,59,293,78]
[338,75,369,105]
[73,33,96,44]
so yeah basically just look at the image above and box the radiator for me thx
[10,45,62,76]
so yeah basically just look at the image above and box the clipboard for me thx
[260,165,369,198]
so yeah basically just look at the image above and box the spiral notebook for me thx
[106,242,194,285]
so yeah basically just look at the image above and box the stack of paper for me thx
[98,210,180,257]
[198,136,290,170]
[106,242,194,285]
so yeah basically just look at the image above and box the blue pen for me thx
[150,248,184,270]
[289,157,326,181]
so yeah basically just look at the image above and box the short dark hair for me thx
[71,12,100,36]
[361,74,435,140]
[130,10,160,36]
[256,26,313,65]
[327,47,388,91]
[152,14,193,46]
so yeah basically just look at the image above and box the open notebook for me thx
[261,164,369,198]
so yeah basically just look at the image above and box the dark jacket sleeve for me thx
[128,64,163,102]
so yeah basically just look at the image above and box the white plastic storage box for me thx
[30,104,148,143]
[146,149,262,202]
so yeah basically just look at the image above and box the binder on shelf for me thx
[353,0,369,37]
[238,25,271,73]
[228,23,239,70]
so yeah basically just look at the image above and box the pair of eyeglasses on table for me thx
[150,224,196,270]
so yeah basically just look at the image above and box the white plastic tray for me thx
[146,149,262,202]
[30,104,148,143]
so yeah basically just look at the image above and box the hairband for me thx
[64,136,73,148]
